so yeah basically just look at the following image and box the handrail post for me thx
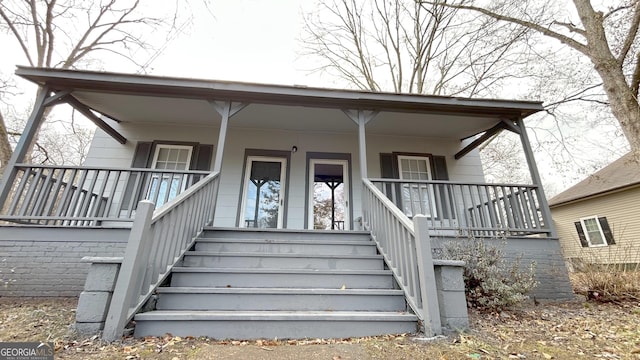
[413,215,442,336]
[102,200,155,341]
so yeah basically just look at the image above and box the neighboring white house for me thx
[0,67,574,339]
[549,153,640,269]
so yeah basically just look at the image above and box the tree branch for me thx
[551,20,586,36]
[617,1,640,63]
[631,51,640,98]
[419,1,590,55]
[0,4,36,66]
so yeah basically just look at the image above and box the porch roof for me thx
[15,66,543,139]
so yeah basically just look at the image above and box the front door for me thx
[308,159,350,230]
[240,156,287,228]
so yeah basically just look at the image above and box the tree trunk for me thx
[573,0,640,160]
[595,63,640,160]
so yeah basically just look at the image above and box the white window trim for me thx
[397,155,437,218]
[150,144,194,170]
[579,215,608,247]
[397,155,433,180]
[148,144,194,207]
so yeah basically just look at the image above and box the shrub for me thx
[569,261,640,302]
[443,238,537,310]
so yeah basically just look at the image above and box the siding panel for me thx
[551,187,640,266]
[86,125,485,230]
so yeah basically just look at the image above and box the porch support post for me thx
[516,118,558,238]
[343,110,378,179]
[0,86,51,206]
[209,101,248,173]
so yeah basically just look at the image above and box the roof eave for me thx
[549,182,640,208]
[15,66,544,118]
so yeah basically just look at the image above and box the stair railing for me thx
[102,171,220,341]
[361,179,442,336]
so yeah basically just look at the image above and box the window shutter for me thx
[430,155,449,180]
[598,217,616,245]
[431,155,453,219]
[121,142,153,211]
[189,144,214,185]
[380,153,396,178]
[131,142,153,168]
[574,221,589,247]
[379,153,401,207]
[192,144,214,171]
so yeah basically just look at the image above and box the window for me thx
[397,155,436,217]
[148,145,193,207]
[575,216,615,247]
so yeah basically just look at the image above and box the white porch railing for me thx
[361,179,441,336]
[102,171,220,341]
[369,178,550,236]
[0,164,209,226]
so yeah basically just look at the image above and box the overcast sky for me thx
[142,0,323,86]
[0,0,629,195]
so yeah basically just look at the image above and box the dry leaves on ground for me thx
[0,297,638,359]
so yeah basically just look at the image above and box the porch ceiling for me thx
[17,66,543,139]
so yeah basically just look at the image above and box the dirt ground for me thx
[0,297,639,359]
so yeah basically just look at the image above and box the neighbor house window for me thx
[574,216,615,247]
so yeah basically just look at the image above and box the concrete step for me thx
[170,268,396,289]
[133,310,418,339]
[201,227,372,242]
[155,287,408,311]
[181,252,384,270]
[194,238,378,255]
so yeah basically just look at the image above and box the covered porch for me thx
[0,67,552,238]
[0,67,574,339]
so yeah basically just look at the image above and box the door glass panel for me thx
[312,163,346,230]
[243,160,283,228]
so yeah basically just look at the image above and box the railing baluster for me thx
[150,171,163,205]
[18,167,44,216]
[369,178,551,236]
[32,168,55,220]
[499,186,514,230]
[8,168,31,215]
[125,171,144,218]
[509,187,523,231]
[526,187,542,229]
[483,185,499,236]
[66,169,89,225]
[102,170,122,218]
[43,168,67,223]
[89,170,110,219]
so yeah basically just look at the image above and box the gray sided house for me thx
[0,67,572,340]
[549,153,640,269]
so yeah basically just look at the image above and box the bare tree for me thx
[302,0,533,97]
[0,78,15,171]
[302,0,552,185]
[421,0,640,158]
[0,0,191,172]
